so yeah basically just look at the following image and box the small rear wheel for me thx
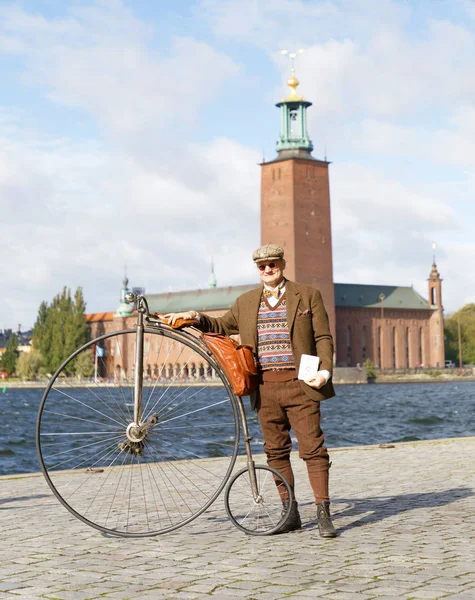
[224,465,292,535]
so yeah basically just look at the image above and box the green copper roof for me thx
[275,69,313,155]
[334,283,432,310]
[146,282,431,313]
[276,100,313,155]
[147,284,260,314]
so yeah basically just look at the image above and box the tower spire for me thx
[208,258,217,288]
[276,49,313,158]
[123,263,128,290]
[116,270,133,317]
[427,245,444,368]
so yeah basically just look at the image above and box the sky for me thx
[2,0,475,331]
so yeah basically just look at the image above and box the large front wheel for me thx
[36,328,240,537]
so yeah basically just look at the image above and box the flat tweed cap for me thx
[252,244,285,263]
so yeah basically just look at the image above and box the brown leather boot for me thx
[316,501,337,538]
[275,500,302,534]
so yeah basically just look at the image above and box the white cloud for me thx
[343,115,475,173]
[200,0,409,47]
[0,1,251,328]
[329,161,465,309]
[0,3,240,137]
[331,162,458,263]
[290,20,475,129]
[0,106,261,327]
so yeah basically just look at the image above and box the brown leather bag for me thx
[202,333,259,397]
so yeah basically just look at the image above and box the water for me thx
[1,382,474,476]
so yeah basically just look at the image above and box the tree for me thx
[0,333,19,375]
[72,287,88,353]
[33,300,49,355]
[74,348,94,379]
[16,351,43,380]
[444,304,475,365]
[32,287,89,374]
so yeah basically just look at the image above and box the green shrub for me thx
[427,369,442,378]
[364,358,377,379]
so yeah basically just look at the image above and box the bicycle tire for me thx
[224,465,292,535]
[36,327,240,537]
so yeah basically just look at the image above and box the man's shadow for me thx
[0,494,51,510]
[308,487,474,533]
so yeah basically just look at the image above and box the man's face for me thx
[256,259,286,288]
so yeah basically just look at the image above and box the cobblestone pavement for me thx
[1,437,474,600]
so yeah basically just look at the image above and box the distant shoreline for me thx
[3,376,475,389]
[370,376,475,385]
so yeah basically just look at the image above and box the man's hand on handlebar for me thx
[163,311,199,327]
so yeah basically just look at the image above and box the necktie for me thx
[263,288,280,299]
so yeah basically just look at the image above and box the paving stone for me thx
[442,591,475,600]
[2,437,475,600]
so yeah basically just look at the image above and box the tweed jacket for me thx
[198,280,335,408]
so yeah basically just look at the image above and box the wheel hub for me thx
[126,422,146,442]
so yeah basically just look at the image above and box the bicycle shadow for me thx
[304,486,473,533]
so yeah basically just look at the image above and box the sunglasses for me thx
[257,262,278,271]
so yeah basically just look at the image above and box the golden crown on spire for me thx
[286,68,301,100]
[280,49,305,101]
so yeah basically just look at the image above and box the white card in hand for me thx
[298,354,320,380]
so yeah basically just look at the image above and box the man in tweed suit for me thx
[166,244,337,537]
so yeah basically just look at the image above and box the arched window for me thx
[347,326,352,366]
[405,327,410,367]
[378,326,382,367]
[289,108,300,139]
[419,328,423,365]
[392,327,396,368]
[362,326,367,360]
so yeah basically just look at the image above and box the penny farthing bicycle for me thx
[36,293,291,537]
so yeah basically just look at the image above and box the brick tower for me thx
[427,260,445,368]
[260,69,336,340]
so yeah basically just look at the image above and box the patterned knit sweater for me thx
[257,295,295,370]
